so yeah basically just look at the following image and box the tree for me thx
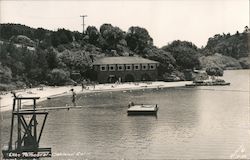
[2,43,26,77]
[85,26,100,45]
[72,31,82,42]
[35,49,49,81]
[47,68,70,85]
[23,51,37,76]
[34,28,46,42]
[0,25,13,39]
[162,40,200,70]
[99,24,125,51]
[58,50,88,72]
[206,67,224,78]
[0,23,36,40]
[203,30,248,59]
[126,26,153,54]
[46,48,58,69]
[100,24,113,36]
[143,46,176,76]
[51,28,73,47]
[0,63,12,83]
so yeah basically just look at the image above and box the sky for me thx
[0,0,249,48]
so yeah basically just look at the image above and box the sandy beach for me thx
[0,81,191,112]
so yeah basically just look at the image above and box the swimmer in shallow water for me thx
[70,89,76,106]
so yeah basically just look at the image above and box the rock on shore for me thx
[239,57,250,69]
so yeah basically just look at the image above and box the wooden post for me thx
[17,116,21,150]
[33,99,37,148]
[8,98,16,150]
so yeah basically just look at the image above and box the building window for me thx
[134,64,140,70]
[149,64,156,70]
[117,65,124,71]
[109,65,116,71]
[126,64,132,70]
[142,64,148,70]
[100,65,107,71]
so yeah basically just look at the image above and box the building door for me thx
[107,75,117,83]
[141,73,151,81]
[124,74,135,82]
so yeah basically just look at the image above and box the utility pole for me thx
[80,15,87,34]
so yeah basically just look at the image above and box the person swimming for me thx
[70,89,76,106]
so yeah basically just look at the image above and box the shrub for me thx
[0,83,16,91]
[206,67,224,77]
[0,64,12,83]
[47,68,70,85]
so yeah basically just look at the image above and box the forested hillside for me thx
[200,27,249,69]
[0,23,249,90]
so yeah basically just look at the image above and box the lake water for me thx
[1,70,250,159]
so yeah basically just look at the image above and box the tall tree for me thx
[126,26,153,54]
[99,24,125,51]
[162,40,200,70]
[51,28,73,47]
[85,26,100,45]
[0,63,12,83]
[34,28,46,42]
[46,48,58,69]
[143,46,176,76]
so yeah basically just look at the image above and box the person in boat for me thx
[128,101,134,108]
[70,89,76,106]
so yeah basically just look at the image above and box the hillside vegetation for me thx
[200,27,249,69]
[0,23,249,90]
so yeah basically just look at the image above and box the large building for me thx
[92,57,159,83]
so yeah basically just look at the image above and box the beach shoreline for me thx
[0,81,192,112]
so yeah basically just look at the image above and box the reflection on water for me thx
[1,70,250,159]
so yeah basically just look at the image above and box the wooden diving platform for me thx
[2,95,51,159]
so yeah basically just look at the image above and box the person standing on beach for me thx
[81,79,87,91]
[70,89,76,106]
[81,83,84,91]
